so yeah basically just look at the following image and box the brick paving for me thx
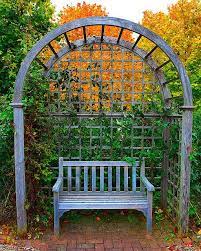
[19,217,171,250]
[16,212,199,251]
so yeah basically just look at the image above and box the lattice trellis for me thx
[43,43,165,193]
[167,117,182,221]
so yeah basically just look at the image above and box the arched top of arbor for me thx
[13,16,193,108]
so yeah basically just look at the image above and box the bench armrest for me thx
[140,175,155,192]
[52,177,63,193]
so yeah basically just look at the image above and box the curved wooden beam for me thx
[13,16,192,106]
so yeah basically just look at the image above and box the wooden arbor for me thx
[12,17,193,235]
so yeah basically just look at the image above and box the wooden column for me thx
[179,107,193,234]
[11,102,27,235]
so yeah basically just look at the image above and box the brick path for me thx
[24,230,168,251]
[17,211,199,251]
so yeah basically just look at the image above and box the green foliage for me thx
[0,0,55,224]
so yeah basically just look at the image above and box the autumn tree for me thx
[141,0,201,106]
[141,0,201,218]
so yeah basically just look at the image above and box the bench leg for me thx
[146,207,152,232]
[147,191,153,232]
[54,192,60,236]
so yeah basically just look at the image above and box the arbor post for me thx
[179,107,193,234]
[11,102,27,235]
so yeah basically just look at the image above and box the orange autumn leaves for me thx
[141,0,201,65]
[46,2,155,112]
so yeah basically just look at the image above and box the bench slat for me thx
[116,166,120,192]
[68,166,72,192]
[63,161,139,167]
[108,166,112,192]
[64,160,140,193]
[76,167,80,192]
[59,195,146,201]
[84,166,88,192]
[124,166,128,192]
[60,191,145,196]
[92,166,96,192]
[59,199,147,203]
[58,196,148,210]
[132,164,136,192]
[100,166,104,192]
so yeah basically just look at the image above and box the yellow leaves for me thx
[59,2,107,26]
[0,225,16,245]
[141,0,201,65]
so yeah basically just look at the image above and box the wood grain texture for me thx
[13,106,27,235]
[179,109,193,233]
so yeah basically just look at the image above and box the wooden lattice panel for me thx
[47,43,162,114]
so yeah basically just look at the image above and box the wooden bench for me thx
[52,158,155,235]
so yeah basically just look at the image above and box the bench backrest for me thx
[58,159,145,193]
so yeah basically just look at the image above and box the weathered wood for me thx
[155,59,171,71]
[144,45,158,59]
[35,58,48,70]
[59,157,63,191]
[76,167,80,191]
[53,159,154,234]
[161,118,170,210]
[83,26,87,43]
[12,105,27,235]
[48,42,58,58]
[124,166,128,192]
[132,34,142,50]
[140,158,145,192]
[67,166,72,192]
[63,161,136,167]
[132,164,136,192]
[54,191,59,235]
[116,166,120,192]
[92,166,96,192]
[84,167,88,192]
[100,166,104,192]
[64,33,71,48]
[101,25,104,41]
[108,166,112,192]
[52,177,62,192]
[117,27,124,43]
[48,111,182,118]
[179,109,193,233]
[147,191,153,232]
[141,176,155,192]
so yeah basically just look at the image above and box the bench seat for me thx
[53,159,154,235]
[59,192,148,210]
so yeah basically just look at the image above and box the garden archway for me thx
[12,16,193,234]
